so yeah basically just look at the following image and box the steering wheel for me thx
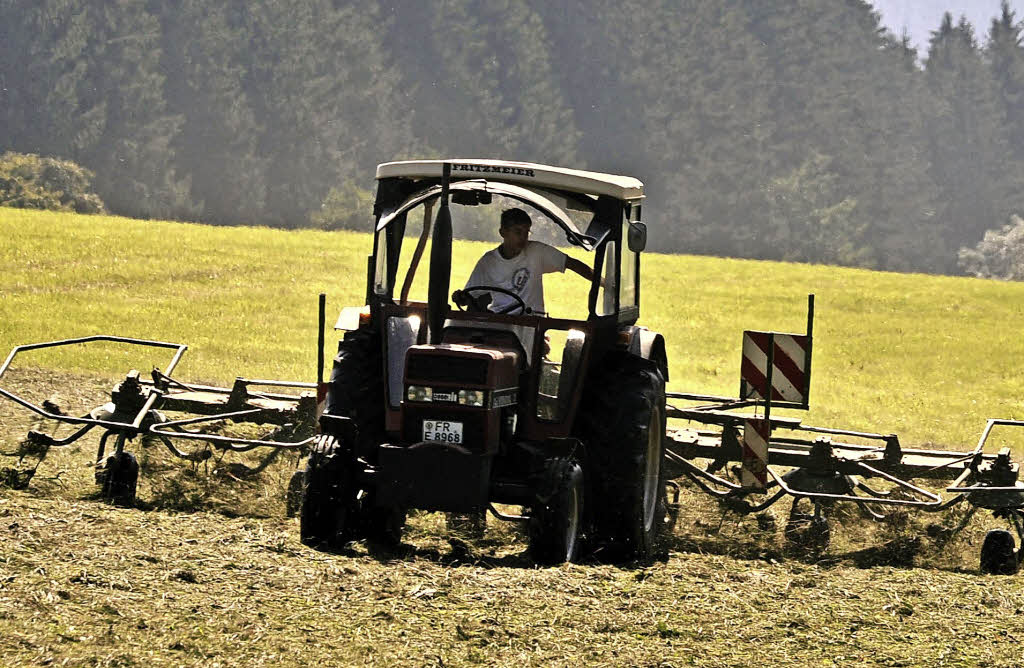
[454,285,528,315]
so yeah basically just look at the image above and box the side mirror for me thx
[627,221,647,252]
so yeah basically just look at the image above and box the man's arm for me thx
[565,256,595,281]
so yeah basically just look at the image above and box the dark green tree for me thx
[152,0,267,225]
[925,13,1013,268]
[386,0,579,166]
[239,0,414,226]
[985,1,1024,220]
[71,0,193,218]
[0,1,95,158]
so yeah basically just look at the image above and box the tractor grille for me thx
[406,355,489,385]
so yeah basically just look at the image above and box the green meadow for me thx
[3,206,1024,450]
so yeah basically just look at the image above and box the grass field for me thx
[4,206,1024,449]
[3,207,1024,667]
[2,493,1022,668]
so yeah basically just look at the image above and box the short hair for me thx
[500,208,531,229]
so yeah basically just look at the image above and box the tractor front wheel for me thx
[360,492,407,547]
[300,434,358,550]
[528,459,584,565]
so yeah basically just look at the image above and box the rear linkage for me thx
[0,335,318,506]
[663,295,1024,574]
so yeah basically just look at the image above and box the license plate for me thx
[422,420,463,444]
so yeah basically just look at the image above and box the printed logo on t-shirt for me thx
[512,267,530,292]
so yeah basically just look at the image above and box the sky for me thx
[872,0,1022,51]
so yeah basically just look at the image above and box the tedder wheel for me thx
[980,529,1019,575]
[528,458,584,565]
[784,500,831,555]
[300,434,358,550]
[577,354,668,561]
[99,450,139,507]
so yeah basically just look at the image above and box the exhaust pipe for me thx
[427,163,452,344]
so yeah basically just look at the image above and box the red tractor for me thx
[300,160,669,563]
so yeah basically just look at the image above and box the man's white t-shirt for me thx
[465,241,567,314]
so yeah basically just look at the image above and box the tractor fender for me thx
[620,326,669,381]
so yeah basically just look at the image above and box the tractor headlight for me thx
[458,389,485,407]
[407,385,432,402]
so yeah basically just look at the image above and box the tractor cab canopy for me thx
[376,159,645,200]
[368,159,646,324]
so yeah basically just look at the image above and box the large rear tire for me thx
[327,327,386,460]
[528,459,584,565]
[321,327,404,546]
[577,355,668,561]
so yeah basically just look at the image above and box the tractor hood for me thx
[404,343,519,390]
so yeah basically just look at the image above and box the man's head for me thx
[499,208,531,257]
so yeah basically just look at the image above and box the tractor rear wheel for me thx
[980,529,1019,575]
[327,327,385,460]
[528,458,584,565]
[578,355,668,561]
[300,434,358,550]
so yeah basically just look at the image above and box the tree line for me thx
[3,0,1024,275]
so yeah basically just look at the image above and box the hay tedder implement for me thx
[664,295,1024,575]
[0,335,319,504]
[2,159,1023,574]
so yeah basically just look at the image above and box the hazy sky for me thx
[872,0,1022,51]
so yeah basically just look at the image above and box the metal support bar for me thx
[0,335,187,379]
[665,449,742,496]
[318,293,326,387]
[145,371,313,399]
[157,434,211,462]
[149,412,315,450]
[0,336,189,433]
[767,462,943,508]
[488,504,528,522]
[27,422,95,447]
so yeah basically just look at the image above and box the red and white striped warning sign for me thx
[740,331,810,406]
[742,418,770,491]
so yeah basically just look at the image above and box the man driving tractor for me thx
[464,207,595,315]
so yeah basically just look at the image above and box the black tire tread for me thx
[101,451,138,507]
[528,458,584,565]
[320,326,404,546]
[980,529,1019,575]
[328,327,386,459]
[576,353,667,561]
[300,435,356,550]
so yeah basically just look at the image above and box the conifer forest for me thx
[4,0,1024,274]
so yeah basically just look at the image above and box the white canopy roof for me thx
[376,159,644,201]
